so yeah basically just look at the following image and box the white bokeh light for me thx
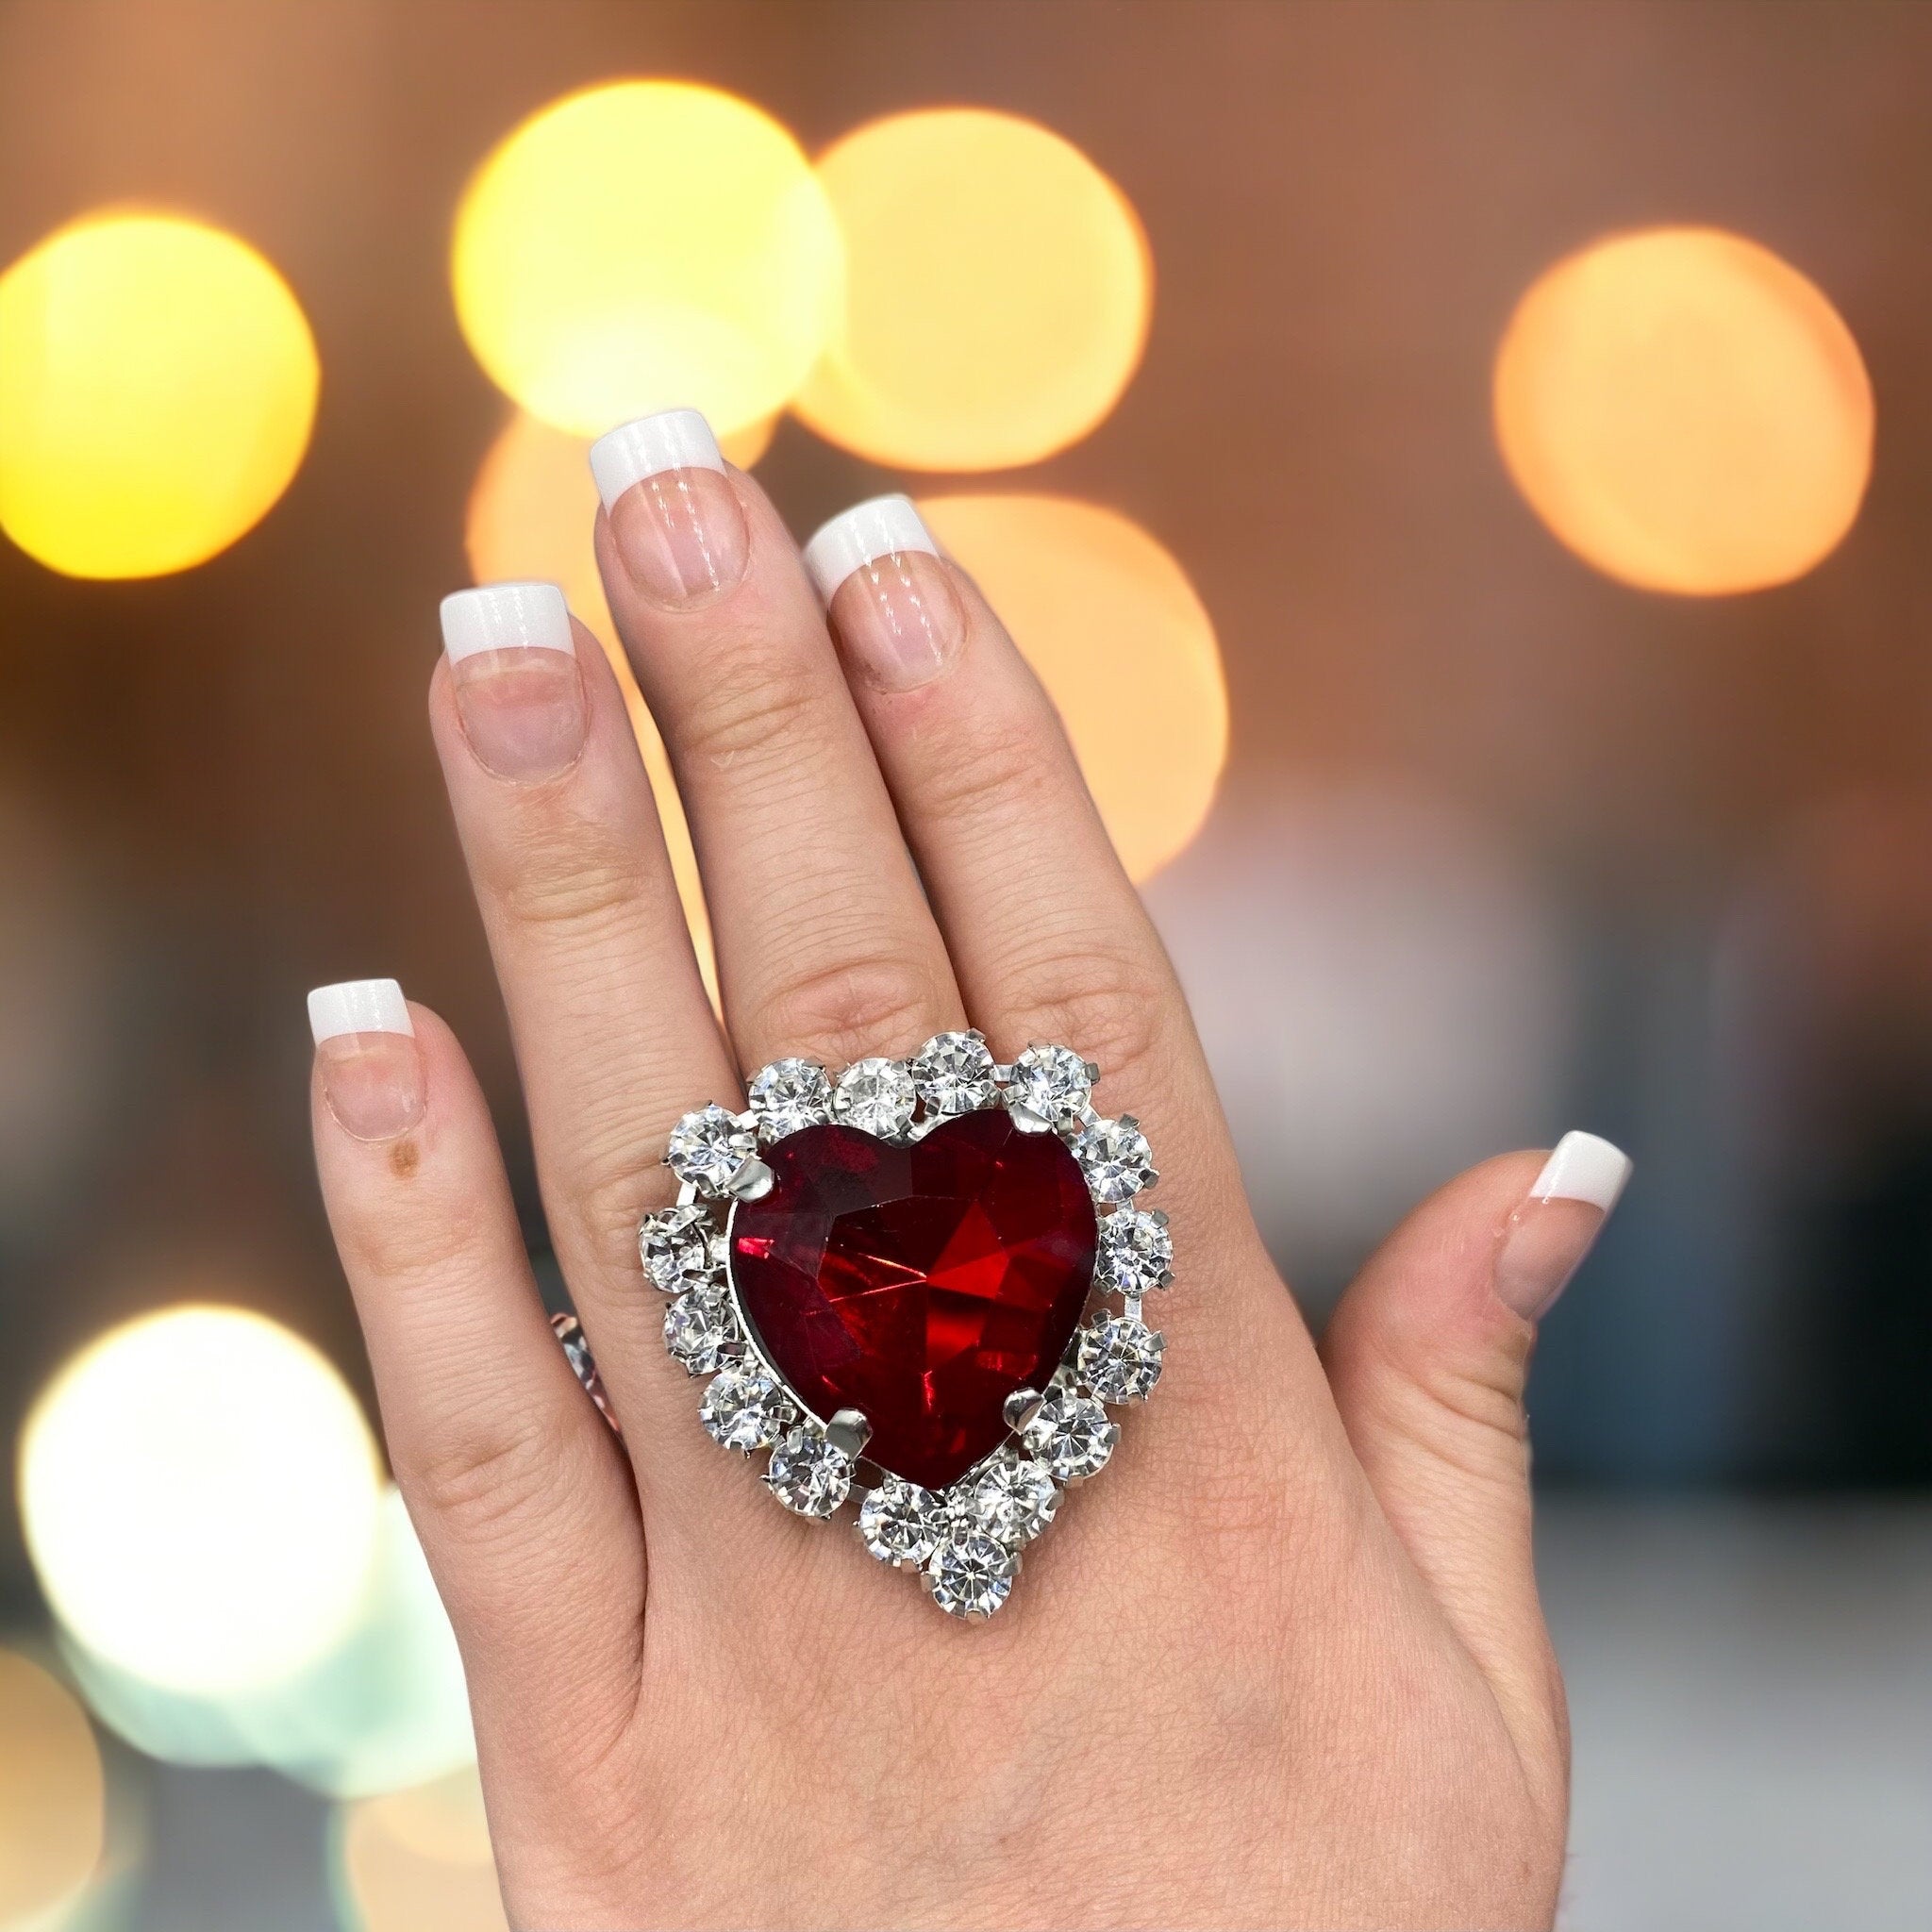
[20,1306,384,1695]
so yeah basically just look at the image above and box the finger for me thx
[307,982,644,1763]
[589,413,961,1074]
[1321,1134,1631,1757]
[802,498,1313,1403]
[431,582,739,1474]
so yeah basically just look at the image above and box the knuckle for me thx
[920,703,1063,829]
[404,1417,562,1550]
[750,949,947,1067]
[1005,940,1174,1090]
[493,809,652,935]
[674,648,824,769]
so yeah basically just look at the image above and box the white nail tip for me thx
[308,979,413,1045]
[588,408,725,510]
[440,582,574,662]
[1529,1131,1632,1212]
[802,495,939,604]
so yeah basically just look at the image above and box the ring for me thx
[640,1032,1172,1620]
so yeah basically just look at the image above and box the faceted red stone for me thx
[729,1110,1098,1490]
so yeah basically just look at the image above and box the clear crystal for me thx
[1075,1116,1158,1204]
[1076,1314,1165,1403]
[832,1058,917,1138]
[857,1475,944,1567]
[666,1103,757,1194]
[638,1203,718,1292]
[747,1058,833,1141]
[909,1031,997,1115]
[949,1450,1059,1546]
[699,1362,784,1452]
[1022,1382,1117,1480]
[764,1426,852,1517]
[1096,1207,1173,1293]
[1008,1043,1091,1124]
[663,1289,738,1376]
[925,1526,1019,1620]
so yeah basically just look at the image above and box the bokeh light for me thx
[19,1307,383,1696]
[796,109,1150,471]
[463,409,757,993]
[916,495,1225,879]
[336,1766,508,1932]
[1493,225,1874,594]
[1145,779,1573,1295]
[0,1650,104,1928]
[452,82,841,438]
[0,212,319,579]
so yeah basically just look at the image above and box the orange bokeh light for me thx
[1494,226,1874,594]
[917,495,1226,881]
[462,411,773,999]
[797,110,1151,471]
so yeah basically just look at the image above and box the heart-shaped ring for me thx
[638,1034,1171,1620]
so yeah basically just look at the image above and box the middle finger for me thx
[590,410,962,1075]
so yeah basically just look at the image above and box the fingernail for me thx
[441,581,585,782]
[590,408,749,606]
[804,495,965,692]
[1492,1131,1632,1320]
[308,979,425,1142]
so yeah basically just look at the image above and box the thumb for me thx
[1321,1133,1630,1753]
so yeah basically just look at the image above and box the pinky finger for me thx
[308,982,644,1774]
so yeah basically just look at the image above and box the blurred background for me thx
[1,1,1928,1926]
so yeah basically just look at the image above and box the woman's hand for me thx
[308,412,1626,1930]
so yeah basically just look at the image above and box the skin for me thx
[310,459,1571,1929]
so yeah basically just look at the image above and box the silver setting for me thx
[1075,1115,1158,1205]
[699,1362,786,1452]
[950,1448,1059,1547]
[909,1030,998,1114]
[764,1425,853,1517]
[831,1057,918,1139]
[1008,1043,1091,1124]
[924,1527,1019,1621]
[1076,1313,1165,1403]
[747,1058,833,1140]
[638,1203,716,1292]
[644,1037,1167,1620]
[1097,1206,1174,1294]
[663,1290,738,1376]
[858,1474,944,1568]
[666,1104,757,1194]
[1022,1381,1119,1481]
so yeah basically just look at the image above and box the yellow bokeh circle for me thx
[797,110,1151,471]
[917,495,1225,880]
[19,1305,384,1696]
[453,82,841,439]
[337,1767,508,1932]
[1494,226,1874,594]
[0,1650,105,1926]
[0,212,319,578]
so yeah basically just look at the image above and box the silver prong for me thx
[1150,1208,1170,1226]
[1084,1060,1100,1080]
[826,1407,873,1457]
[723,1157,774,1201]
[1003,1387,1043,1431]
[1008,1103,1052,1135]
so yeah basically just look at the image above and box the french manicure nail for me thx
[804,495,965,693]
[308,979,425,1142]
[590,408,749,606]
[441,581,586,782]
[1492,1130,1632,1320]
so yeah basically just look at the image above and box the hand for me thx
[308,414,1626,1930]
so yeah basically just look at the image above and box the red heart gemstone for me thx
[729,1110,1098,1490]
